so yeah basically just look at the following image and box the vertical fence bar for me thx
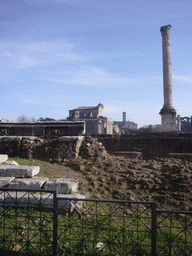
[151,202,157,256]
[170,212,172,256]
[184,214,187,255]
[53,190,58,256]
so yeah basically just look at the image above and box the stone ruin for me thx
[0,154,85,210]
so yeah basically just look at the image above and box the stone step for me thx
[3,160,19,165]
[43,178,78,194]
[0,154,8,164]
[0,191,85,209]
[8,177,49,189]
[0,165,40,178]
[0,177,15,187]
[113,151,143,159]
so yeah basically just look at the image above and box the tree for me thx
[17,115,28,122]
[17,115,36,122]
[37,117,56,122]
[138,125,153,133]
[44,117,55,121]
[122,127,138,135]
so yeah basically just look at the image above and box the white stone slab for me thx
[57,194,85,210]
[0,192,85,209]
[59,136,84,141]
[8,177,49,189]
[0,177,15,187]
[43,178,78,194]
[1,136,23,142]
[4,161,19,165]
[0,165,40,178]
[0,155,8,164]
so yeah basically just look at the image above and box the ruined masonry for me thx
[0,154,85,209]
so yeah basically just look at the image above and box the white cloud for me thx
[20,97,41,105]
[52,66,139,86]
[17,55,42,69]
[173,75,192,84]
[0,39,86,69]
[26,40,73,53]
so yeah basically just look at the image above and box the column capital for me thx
[160,25,171,36]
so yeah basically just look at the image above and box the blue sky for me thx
[1,0,192,127]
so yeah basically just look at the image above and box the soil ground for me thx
[8,155,192,211]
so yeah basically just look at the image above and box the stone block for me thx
[113,151,143,159]
[59,136,84,141]
[1,136,22,142]
[0,165,40,178]
[57,194,85,209]
[0,155,8,164]
[43,178,78,194]
[8,177,49,189]
[0,191,85,209]
[4,161,19,165]
[0,177,15,187]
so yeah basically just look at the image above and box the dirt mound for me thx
[2,136,192,210]
[78,136,110,159]
[64,156,192,210]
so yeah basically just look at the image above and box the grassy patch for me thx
[0,201,192,255]
[5,157,71,179]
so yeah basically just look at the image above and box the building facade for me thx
[113,112,138,134]
[67,103,113,135]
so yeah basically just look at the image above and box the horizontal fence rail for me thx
[0,188,192,255]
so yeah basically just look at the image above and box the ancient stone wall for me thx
[92,133,192,160]
[0,136,109,162]
[1,133,192,161]
[0,136,84,162]
[0,121,85,138]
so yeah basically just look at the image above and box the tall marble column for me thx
[159,25,177,132]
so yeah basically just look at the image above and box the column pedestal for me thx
[159,107,177,132]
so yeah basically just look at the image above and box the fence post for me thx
[151,202,157,256]
[53,190,58,256]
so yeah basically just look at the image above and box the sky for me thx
[1,0,192,128]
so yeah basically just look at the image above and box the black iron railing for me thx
[57,198,156,255]
[156,209,192,256]
[0,188,57,256]
[0,188,192,256]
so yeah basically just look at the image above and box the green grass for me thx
[3,157,62,179]
[1,157,192,255]
[0,206,53,256]
[0,201,192,256]
[4,156,46,167]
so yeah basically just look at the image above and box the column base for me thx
[159,107,178,132]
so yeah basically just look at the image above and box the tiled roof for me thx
[69,106,97,111]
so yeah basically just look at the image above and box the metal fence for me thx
[57,197,156,256]
[156,209,192,256]
[0,188,57,256]
[0,188,192,255]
